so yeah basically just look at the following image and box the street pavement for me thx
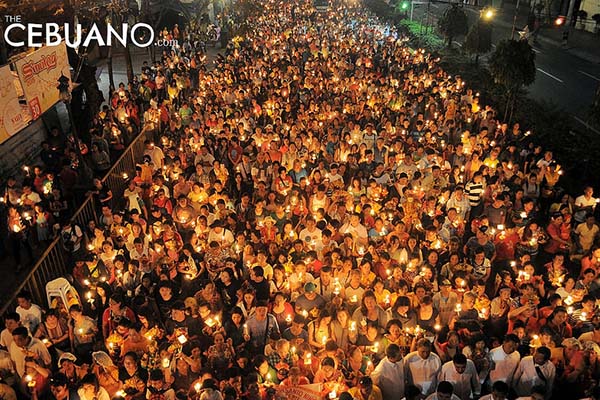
[412,1,600,130]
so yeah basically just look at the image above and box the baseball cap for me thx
[304,282,316,293]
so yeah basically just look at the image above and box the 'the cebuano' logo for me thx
[3,16,155,48]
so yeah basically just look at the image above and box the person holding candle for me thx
[252,355,279,386]
[488,334,521,388]
[371,343,405,399]
[244,300,280,355]
[77,373,111,400]
[404,338,442,395]
[67,305,97,363]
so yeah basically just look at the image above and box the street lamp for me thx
[57,74,92,182]
[481,7,495,20]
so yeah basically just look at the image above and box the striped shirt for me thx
[465,181,485,206]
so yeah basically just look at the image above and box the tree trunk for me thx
[503,89,512,121]
[107,45,115,96]
[124,41,134,84]
[447,35,454,48]
[475,53,480,65]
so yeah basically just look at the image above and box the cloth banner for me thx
[0,65,29,143]
[14,42,71,120]
[275,383,322,400]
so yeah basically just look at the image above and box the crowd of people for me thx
[2,0,600,399]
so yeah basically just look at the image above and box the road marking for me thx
[574,116,600,135]
[536,68,563,83]
[453,41,462,47]
[531,47,541,54]
[579,70,600,82]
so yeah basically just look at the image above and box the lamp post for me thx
[57,74,92,183]
[57,74,79,155]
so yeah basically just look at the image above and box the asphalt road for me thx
[412,2,599,126]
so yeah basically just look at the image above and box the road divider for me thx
[536,67,563,83]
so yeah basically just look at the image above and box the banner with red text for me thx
[14,42,71,120]
[0,65,30,143]
[275,384,322,400]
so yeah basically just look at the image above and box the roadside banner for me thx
[0,65,29,142]
[275,383,322,400]
[14,42,71,120]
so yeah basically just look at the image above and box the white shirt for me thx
[15,305,42,334]
[339,222,368,241]
[404,351,442,395]
[574,195,597,222]
[372,357,406,399]
[0,329,14,350]
[489,345,521,386]
[9,337,51,377]
[299,227,322,244]
[425,394,461,400]
[439,359,481,400]
[513,356,555,398]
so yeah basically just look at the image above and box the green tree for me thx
[437,4,468,47]
[489,39,536,121]
[464,20,492,65]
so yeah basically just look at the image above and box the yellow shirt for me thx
[348,385,383,400]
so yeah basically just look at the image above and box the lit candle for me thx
[305,352,312,365]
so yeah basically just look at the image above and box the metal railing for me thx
[0,129,150,315]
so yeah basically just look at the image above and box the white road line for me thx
[454,41,462,47]
[536,68,563,83]
[579,70,600,82]
[574,116,600,135]
[531,47,541,53]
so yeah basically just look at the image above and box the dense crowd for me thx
[2,0,600,400]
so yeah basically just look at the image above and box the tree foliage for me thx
[437,4,468,47]
[489,39,536,90]
[464,20,492,62]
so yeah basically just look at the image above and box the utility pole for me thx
[510,0,521,39]
[562,0,576,46]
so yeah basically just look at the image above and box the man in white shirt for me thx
[438,354,480,400]
[143,140,164,171]
[425,381,461,400]
[339,213,368,245]
[372,343,405,400]
[488,334,521,387]
[574,186,597,223]
[15,291,43,335]
[298,217,322,246]
[515,385,546,400]
[0,312,21,350]
[404,338,442,396]
[479,381,509,400]
[513,347,555,399]
[9,327,51,378]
